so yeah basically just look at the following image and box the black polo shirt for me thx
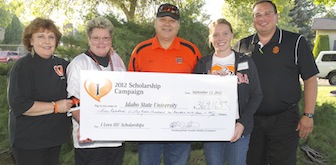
[233,28,319,115]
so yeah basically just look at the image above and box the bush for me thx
[0,74,12,164]
[313,35,330,59]
[0,63,14,76]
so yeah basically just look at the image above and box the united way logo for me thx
[84,79,112,102]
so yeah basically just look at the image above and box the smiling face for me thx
[209,23,233,56]
[154,16,180,42]
[253,2,278,36]
[88,28,112,57]
[30,29,56,59]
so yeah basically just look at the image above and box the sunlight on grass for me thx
[317,86,336,106]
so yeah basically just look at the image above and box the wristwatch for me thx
[303,113,314,118]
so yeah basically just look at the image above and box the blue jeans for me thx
[138,142,191,165]
[204,134,251,165]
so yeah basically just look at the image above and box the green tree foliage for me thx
[56,15,156,63]
[289,0,319,49]
[56,26,89,60]
[317,2,336,18]
[112,20,155,64]
[312,35,330,58]
[178,0,210,55]
[314,0,336,6]
[1,15,23,47]
[4,0,209,62]
[224,0,255,8]
[5,0,206,24]
[324,9,336,18]
[225,0,335,7]
[57,13,210,65]
[222,1,297,44]
[221,1,254,45]
[0,8,12,29]
[0,63,14,164]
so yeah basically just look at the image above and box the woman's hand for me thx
[77,128,93,143]
[211,70,228,76]
[230,122,244,142]
[55,99,73,113]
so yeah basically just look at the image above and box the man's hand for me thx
[296,116,314,139]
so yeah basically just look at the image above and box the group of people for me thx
[7,0,318,165]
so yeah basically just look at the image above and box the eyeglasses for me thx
[90,36,111,42]
[253,11,275,19]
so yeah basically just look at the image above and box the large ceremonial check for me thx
[80,70,238,141]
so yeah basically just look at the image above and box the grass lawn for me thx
[316,86,336,105]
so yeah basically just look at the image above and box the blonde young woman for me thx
[193,18,263,165]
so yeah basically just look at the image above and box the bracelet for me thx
[52,101,59,114]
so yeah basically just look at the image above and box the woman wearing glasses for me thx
[66,16,126,165]
[194,18,262,165]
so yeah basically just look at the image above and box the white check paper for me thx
[80,71,237,141]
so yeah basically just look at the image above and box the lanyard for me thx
[87,49,114,71]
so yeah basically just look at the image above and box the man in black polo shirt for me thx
[233,1,319,164]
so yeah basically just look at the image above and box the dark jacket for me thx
[193,50,263,135]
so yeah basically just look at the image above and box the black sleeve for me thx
[297,36,319,80]
[8,60,35,117]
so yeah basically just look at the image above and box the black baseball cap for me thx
[156,3,180,20]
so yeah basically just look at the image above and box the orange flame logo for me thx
[84,79,112,102]
[273,46,279,54]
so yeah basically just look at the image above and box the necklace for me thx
[87,49,114,71]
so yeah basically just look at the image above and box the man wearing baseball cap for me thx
[128,3,202,165]
[156,3,180,20]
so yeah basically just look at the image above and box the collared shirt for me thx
[233,27,319,115]
[128,35,201,73]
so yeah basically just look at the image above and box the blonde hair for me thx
[208,18,233,48]
[86,17,114,37]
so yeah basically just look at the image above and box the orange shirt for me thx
[128,35,202,73]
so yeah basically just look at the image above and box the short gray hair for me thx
[86,16,114,37]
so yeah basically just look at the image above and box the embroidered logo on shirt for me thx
[273,46,280,54]
[176,57,183,64]
[54,65,65,79]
